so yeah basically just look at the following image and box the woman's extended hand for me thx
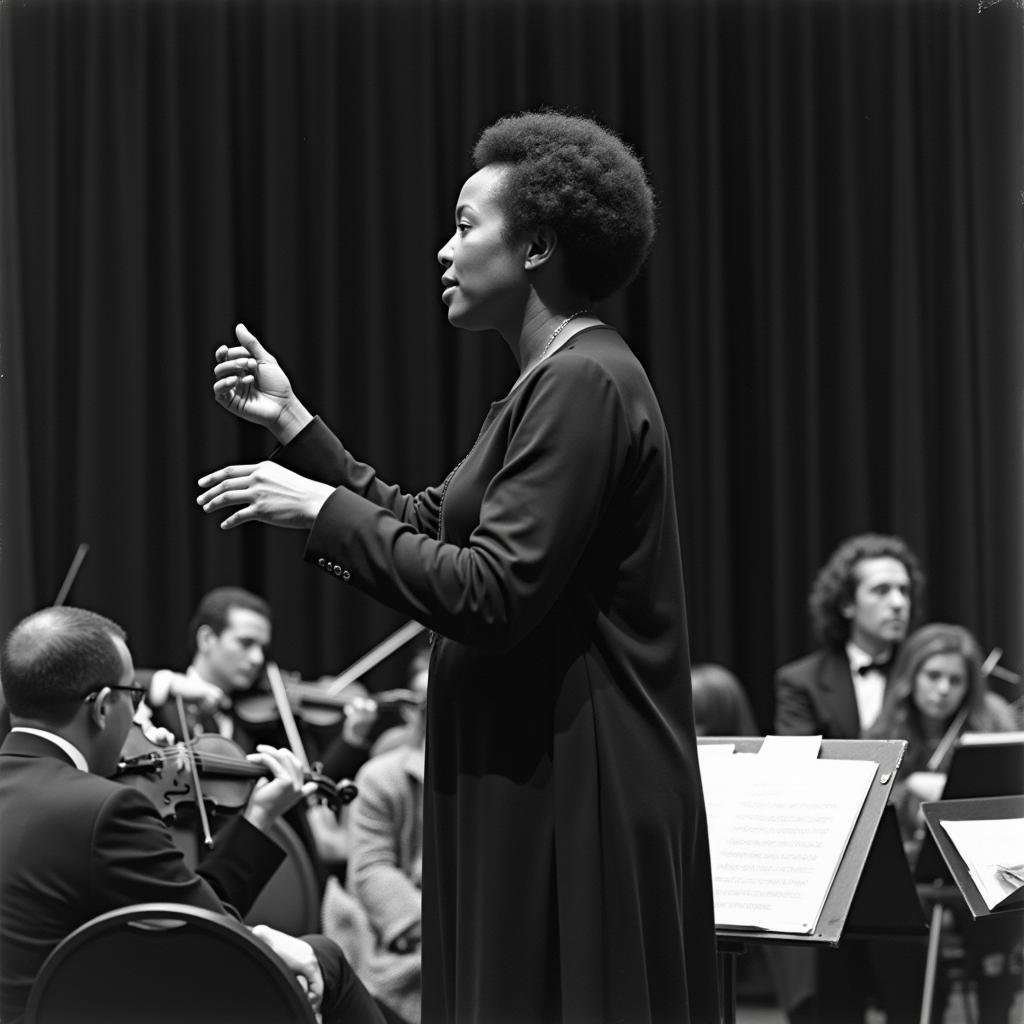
[212,324,313,444]
[197,461,333,530]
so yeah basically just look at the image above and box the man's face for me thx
[198,608,271,692]
[843,556,911,654]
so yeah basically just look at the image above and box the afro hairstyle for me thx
[472,110,656,302]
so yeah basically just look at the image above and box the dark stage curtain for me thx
[2,0,1021,722]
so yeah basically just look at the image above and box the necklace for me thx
[537,308,590,364]
[506,308,590,396]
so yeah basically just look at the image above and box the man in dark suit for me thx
[771,533,926,1024]
[0,605,384,1024]
[775,533,925,740]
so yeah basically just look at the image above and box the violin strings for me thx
[136,748,261,773]
[126,747,329,781]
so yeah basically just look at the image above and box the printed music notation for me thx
[698,739,876,934]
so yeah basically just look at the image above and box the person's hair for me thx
[809,533,925,651]
[691,663,759,736]
[1,606,126,723]
[187,587,272,657]
[472,110,656,302]
[867,623,1000,765]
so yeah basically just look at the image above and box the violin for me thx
[115,726,357,818]
[234,620,428,729]
[234,682,426,727]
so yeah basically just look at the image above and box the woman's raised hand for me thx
[212,324,312,443]
[197,460,334,531]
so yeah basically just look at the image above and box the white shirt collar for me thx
[844,642,887,734]
[846,641,890,672]
[10,727,90,772]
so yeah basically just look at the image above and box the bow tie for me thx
[857,658,892,676]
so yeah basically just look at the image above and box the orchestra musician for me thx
[867,623,1021,1023]
[134,586,386,878]
[0,605,386,1024]
[136,586,381,775]
[196,110,720,1023]
[770,533,928,1024]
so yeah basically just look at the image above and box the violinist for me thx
[0,605,386,1024]
[138,586,379,771]
[867,623,1020,1023]
[135,586,381,882]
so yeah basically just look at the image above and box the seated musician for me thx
[0,605,385,1024]
[134,586,380,879]
[138,586,378,770]
[868,622,1020,1023]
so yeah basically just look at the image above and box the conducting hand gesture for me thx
[197,461,333,531]
[213,324,313,443]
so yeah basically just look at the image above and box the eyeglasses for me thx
[83,685,147,711]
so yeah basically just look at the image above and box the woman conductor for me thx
[198,110,719,1024]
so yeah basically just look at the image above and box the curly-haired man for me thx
[775,532,925,739]
[769,533,926,1024]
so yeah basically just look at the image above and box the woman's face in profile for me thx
[437,164,529,332]
[912,651,968,724]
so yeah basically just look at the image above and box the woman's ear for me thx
[524,227,557,270]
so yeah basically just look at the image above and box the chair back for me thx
[26,902,317,1024]
[245,817,322,934]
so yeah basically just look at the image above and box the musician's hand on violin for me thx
[249,924,324,1017]
[167,673,226,713]
[213,323,313,445]
[197,461,333,531]
[132,703,176,747]
[341,695,379,749]
[242,745,318,832]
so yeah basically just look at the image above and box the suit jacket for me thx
[0,731,286,1024]
[774,648,866,739]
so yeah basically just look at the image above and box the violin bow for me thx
[174,695,216,848]
[926,704,970,773]
[53,543,90,607]
[265,660,312,769]
[324,620,426,697]
[264,662,355,808]
[981,646,1021,686]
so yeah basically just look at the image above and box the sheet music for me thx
[701,753,877,933]
[940,817,1024,910]
[758,734,822,761]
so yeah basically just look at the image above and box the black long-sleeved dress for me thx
[277,327,719,1024]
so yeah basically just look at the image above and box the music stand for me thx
[914,733,1024,886]
[700,738,926,1024]
[920,795,1024,920]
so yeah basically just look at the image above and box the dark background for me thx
[2,0,1021,727]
